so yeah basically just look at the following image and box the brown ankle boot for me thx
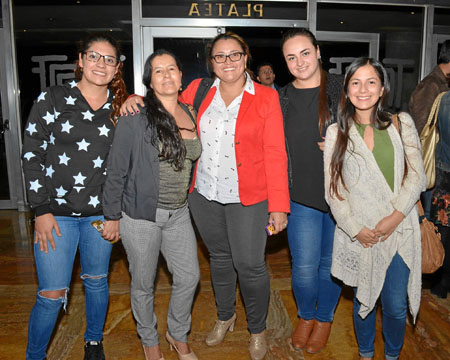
[291,318,314,350]
[305,320,332,354]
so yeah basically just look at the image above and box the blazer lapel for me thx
[235,91,254,135]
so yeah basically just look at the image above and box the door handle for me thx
[1,119,9,135]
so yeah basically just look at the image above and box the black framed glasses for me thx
[211,52,245,64]
[83,51,119,66]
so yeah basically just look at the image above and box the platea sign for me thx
[188,3,264,18]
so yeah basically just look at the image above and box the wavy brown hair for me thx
[74,32,128,125]
[281,28,331,135]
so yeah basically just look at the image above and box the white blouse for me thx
[195,75,255,203]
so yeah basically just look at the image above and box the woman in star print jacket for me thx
[21,33,127,360]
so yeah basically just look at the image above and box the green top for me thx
[355,123,395,192]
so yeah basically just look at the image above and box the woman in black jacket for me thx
[279,28,343,354]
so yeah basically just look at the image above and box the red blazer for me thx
[180,78,290,213]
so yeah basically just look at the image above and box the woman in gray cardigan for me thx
[324,57,426,360]
[102,49,201,360]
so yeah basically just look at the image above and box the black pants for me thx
[188,189,270,334]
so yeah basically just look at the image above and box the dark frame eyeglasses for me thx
[83,51,119,66]
[211,52,245,64]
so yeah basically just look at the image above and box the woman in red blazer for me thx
[120,32,289,360]
[180,32,289,360]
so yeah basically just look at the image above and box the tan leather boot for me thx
[291,318,314,350]
[305,320,332,354]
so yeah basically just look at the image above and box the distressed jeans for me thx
[26,215,112,360]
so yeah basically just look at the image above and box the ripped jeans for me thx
[26,215,112,360]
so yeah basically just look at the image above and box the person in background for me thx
[279,28,343,354]
[22,33,128,360]
[102,49,200,360]
[409,40,450,220]
[429,90,450,298]
[324,57,426,360]
[256,62,280,91]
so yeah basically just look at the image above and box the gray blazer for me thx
[102,106,160,221]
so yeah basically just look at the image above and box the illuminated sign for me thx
[188,3,263,17]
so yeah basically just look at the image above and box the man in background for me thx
[256,62,280,91]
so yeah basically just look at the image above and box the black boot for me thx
[84,340,105,360]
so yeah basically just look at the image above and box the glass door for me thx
[137,27,223,95]
[0,28,16,208]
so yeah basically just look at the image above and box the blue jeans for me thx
[287,201,341,322]
[353,253,410,360]
[26,215,112,360]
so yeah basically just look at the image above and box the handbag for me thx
[391,114,444,274]
[417,201,444,274]
[420,92,446,190]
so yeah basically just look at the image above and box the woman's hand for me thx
[102,220,121,243]
[34,213,61,253]
[317,136,326,152]
[119,95,144,116]
[373,210,405,242]
[269,212,288,235]
[355,227,378,248]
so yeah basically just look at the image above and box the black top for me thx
[279,73,344,213]
[22,81,115,217]
[285,84,328,211]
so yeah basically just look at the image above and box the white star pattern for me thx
[88,195,100,208]
[42,111,55,125]
[29,180,42,193]
[61,120,74,134]
[76,139,90,151]
[73,172,87,185]
[40,164,45,171]
[40,141,48,151]
[92,156,104,168]
[102,103,111,110]
[23,152,35,161]
[73,186,85,193]
[49,133,55,145]
[58,152,70,165]
[26,123,37,136]
[37,92,47,102]
[55,198,67,205]
[46,165,55,178]
[53,108,60,120]
[65,96,76,105]
[55,186,68,197]
[82,110,94,121]
[69,80,77,88]
[98,125,110,137]
[71,212,81,216]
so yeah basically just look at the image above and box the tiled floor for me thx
[1,210,449,359]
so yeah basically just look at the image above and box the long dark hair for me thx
[75,32,128,125]
[281,28,331,135]
[142,49,186,171]
[329,57,394,200]
[207,32,254,80]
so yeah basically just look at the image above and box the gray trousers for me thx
[188,189,270,334]
[120,205,200,346]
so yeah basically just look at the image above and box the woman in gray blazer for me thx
[102,49,201,360]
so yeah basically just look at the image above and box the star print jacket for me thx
[22,82,115,217]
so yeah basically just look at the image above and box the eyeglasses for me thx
[211,52,245,64]
[83,51,119,66]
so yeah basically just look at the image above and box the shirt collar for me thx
[212,72,255,95]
